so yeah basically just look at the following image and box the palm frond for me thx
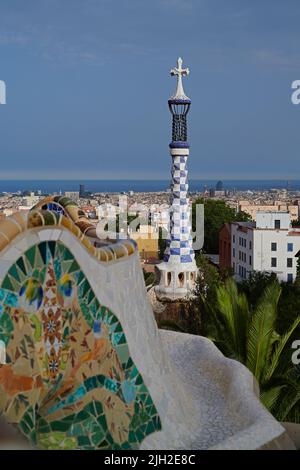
[273,387,300,422]
[265,315,300,382]
[246,281,281,382]
[215,279,249,362]
[260,385,285,411]
[200,290,240,359]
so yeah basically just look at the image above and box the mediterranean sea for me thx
[0,180,300,194]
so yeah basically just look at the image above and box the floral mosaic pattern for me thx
[0,241,161,449]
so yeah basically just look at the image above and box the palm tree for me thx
[206,279,300,422]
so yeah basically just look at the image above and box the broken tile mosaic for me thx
[0,241,161,449]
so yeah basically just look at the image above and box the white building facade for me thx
[231,211,300,283]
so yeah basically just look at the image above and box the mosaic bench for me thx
[0,202,295,449]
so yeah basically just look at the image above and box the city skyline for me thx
[0,0,300,180]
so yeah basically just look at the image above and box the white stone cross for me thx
[0,80,6,105]
[170,57,190,100]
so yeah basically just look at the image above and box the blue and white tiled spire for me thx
[155,58,197,301]
[163,153,195,264]
[164,58,195,265]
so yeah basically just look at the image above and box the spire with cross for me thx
[155,57,197,301]
[170,57,190,102]
[168,57,191,142]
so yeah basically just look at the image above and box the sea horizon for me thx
[0,179,300,194]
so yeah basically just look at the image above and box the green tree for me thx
[239,271,277,308]
[143,270,155,290]
[204,278,300,422]
[192,198,250,254]
[277,282,300,335]
[158,227,168,260]
[186,253,221,336]
[240,271,300,338]
[296,256,300,283]
[159,253,221,336]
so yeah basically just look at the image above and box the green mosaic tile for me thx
[9,264,21,283]
[7,275,19,292]
[61,260,74,274]
[77,435,91,447]
[68,260,80,274]
[87,290,94,305]
[97,414,107,429]
[47,241,56,259]
[16,257,26,275]
[25,246,36,268]
[16,265,27,284]
[50,421,71,432]
[38,242,48,265]
[1,276,13,291]
[77,271,85,284]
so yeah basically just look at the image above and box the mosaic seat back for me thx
[0,240,161,449]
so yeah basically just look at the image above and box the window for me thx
[274,220,281,229]
[271,258,277,268]
[244,239,247,248]
[178,272,185,287]
[249,255,252,265]
[287,258,293,268]
[233,235,235,243]
[271,242,277,252]
[233,248,235,258]
[288,243,294,252]
[249,241,252,249]
[287,273,293,283]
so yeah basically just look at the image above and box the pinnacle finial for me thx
[170,57,190,101]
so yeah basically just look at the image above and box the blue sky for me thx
[0,0,300,180]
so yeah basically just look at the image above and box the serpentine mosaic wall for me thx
[0,240,161,449]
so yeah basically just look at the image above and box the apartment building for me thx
[238,200,299,221]
[222,212,300,282]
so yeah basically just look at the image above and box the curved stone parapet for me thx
[0,208,137,264]
[0,203,295,450]
[0,208,192,449]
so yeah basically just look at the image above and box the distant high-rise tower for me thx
[155,58,197,300]
[216,180,223,191]
[79,184,85,198]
